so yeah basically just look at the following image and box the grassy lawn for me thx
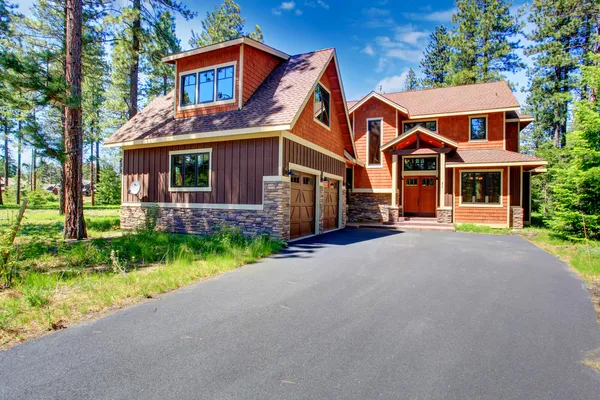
[0,204,284,349]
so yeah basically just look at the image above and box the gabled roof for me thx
[381,125,459,152]
[349,81,521,118]
[161,37,289,64]
[348,92,409,115]
[105,48,355,151]
[446,149,547,167]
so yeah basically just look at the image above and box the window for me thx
[470,116,487,140]
[217,66,234,100]
[461,171,501,204]
[367,119,382,166]
[170,150,211,190]
[199,70,215,103]
[404,157,436,171]
[403,120,437,132]
[314,83,330,127]
[180,73,196,106]
[406,178,418,186]
[179,63,235,108]
[422,178,435,186]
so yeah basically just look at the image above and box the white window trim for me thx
[458,168,503,207]
[401,118,439,133]
[178,61,237,110]
[469,115,488,141]
[313,82,331,131]
[168,148,213,192]
[366,117,384,168]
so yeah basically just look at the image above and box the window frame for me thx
[469,115,488,141]
[366,117,384,168]
[313,82,331,130]
[402,118,438,133]
[178,61,236,110]
[458,169,503,207]
[168,148,213,192]
[180,72,198,107]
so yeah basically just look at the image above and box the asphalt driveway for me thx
[1,229,600,399]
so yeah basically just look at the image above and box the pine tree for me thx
[189,0,263,48]
[403,68,420,91]
[449,0,524,85]
[145,11,181,100]
[525,0,598,148]
[420,26,451,88]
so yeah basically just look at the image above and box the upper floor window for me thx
[367,118,382,166]
[403,120,437,132]
[179,63,236,108]
[314,83,330,128]
[170,149,212,191]
[470,116,487,140]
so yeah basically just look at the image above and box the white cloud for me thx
[272,8,282,15]
[362,44,375,56]
[281,1,296,10]
[395,26,429,45]
[375,57,391,73]
[375,36,403,48]
[363,7,390,17]
[385,48,423,61]
[305,0,329,8]
[295,9,303,15]
[403,7,455,23]
[376,69,410,93]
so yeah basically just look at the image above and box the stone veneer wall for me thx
[511,207,524,229]
[121,180,291,241]
[436,208,452,224]
[347,192,392,222]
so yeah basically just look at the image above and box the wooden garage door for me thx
[290,172,316,239]
[323,179,339,231]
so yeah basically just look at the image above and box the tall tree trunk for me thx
[3,120,8,191]
[59,162,65,215]
[32,149,36,191]
[128,0,141,119]
[163,74,168,96]
[95,139,100,184]
[16,120,21,205]
[64,0,86,239]
[90,139,94,206]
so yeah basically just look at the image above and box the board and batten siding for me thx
[122,137,279,204]
[283,138,345,179]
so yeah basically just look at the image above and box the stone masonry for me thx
[348,192,392,222]
[436,208,453,224]
[121,179,291,241]
[511,207,524,229]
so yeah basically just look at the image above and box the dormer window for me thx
[179,62,236,109]
[314,83,330,128]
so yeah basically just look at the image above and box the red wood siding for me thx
[122,137,278,204]
[352,98,399,189]
[283,138,345,178]
[453,167,509,225]
[242,44,281,104]
[505,121,519,152]
[510,166,521,206]
[175,45,241,118]
[289,63,346,157]
[434,112,505,149]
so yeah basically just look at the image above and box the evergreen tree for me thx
[525,0,598,148]
[420,26,451,88]
[449,0,524,85]
[95,162,121,205]
[145,11,181,100]
[403,68,420,91]
[189,0,263,48]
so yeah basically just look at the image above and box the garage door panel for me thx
[323,179,339,232]
[290,172,316,239]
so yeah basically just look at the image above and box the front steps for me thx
[347,217,455,232]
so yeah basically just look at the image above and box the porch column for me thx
[439,152,445,207]
[391,154,398,206]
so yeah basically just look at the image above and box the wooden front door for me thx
[403,176,436,217]
[290,172,316,239]
[323,179,339,231]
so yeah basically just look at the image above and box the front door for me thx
[404,176,436,217]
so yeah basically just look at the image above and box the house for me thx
[105,37,358,241]
[105,38,546,241]
[346,82,547,228]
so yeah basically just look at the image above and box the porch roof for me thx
[381,125,459,152]
[446,149,547,169]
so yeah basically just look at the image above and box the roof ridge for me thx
[291,47,334,57]
[382,81,510,96]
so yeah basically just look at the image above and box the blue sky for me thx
[14,0,532,103]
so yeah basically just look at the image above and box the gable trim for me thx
[348,91,410,115]
[381,125,459,151]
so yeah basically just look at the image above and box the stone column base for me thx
[436,208,452,224]
[511,207,524,229]
[385,206,400,224]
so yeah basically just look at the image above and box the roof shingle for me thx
[106,49,334,145]
[446,149,546,165]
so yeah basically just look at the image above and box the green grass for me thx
[0,227,284,348]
